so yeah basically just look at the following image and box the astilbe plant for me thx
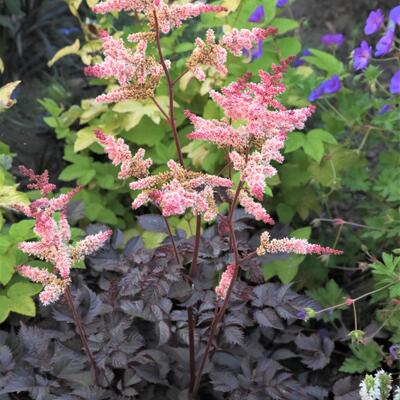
[83,0,342,394]
[14,166,111,382]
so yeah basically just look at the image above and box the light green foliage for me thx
[340,341,382,374]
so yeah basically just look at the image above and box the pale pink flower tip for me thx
[18,165,56,196]
[256,231,343,256]
[215,264,236,300]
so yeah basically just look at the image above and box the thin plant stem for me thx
[352,302,358,331]
[188,215,202,391]
[153,10,185,167]
[323,99,352,127]
[162,216,180,264]
[65,287,100,384]
[314,217,388,232]
[192,185,243,395]
[173,69,189,86]
[151,96,171,125]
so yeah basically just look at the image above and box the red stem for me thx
[153,10,185,167]
[188,215,202,391]
[65,287,100,384]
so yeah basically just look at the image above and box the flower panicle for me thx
[95,129,152,179]
[256,231,343,256]
[15,171,112,306]
[18,165,56,196]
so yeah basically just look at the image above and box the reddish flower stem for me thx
[151,96,171,125]
[65,287,100,384]
[188,214,202,391]
[162,215,180,264]
[192,185,243,395]
[153,10,185,167]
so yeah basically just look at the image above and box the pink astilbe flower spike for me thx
[220,27,277,57]
[70,229,113,262]
[17,265,68,306]
[186,29,228,81]
[256,231,343,256]
[15,169,112,305]
[215,264,235,299]
[18,166,56,196]
[128,160,232,221]
[93,0,226,34]
[95,130,152,179]
[237,191,275,225]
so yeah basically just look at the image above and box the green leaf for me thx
[9,296,36,317]
[8,220,36,243]
[0,295,10,323]
[306,49,344,75]
[124,117,166,146]
[339,341,382,373]
[308,129,337,144]
[303,134,324,163]
[290,226,311,240]
[0,81,21,111]
[263,254,305,283]
[48,39,80,67]
[285,132,305,153]
[6,281,42,298]
[275,37,301,58]
[0,253,15,285]
[271,18,299,35]
[59,164,88,181]
[74,127,96,152]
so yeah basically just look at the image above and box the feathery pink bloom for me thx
[215,264,235,299]
[17,265,68,306]
[18,166,56,196]
[93,0,226,34]
[256,231,343,256]
[15,171,112,305]
[70,229,113,262]
[149,3,227,34]
[237,191,275,225]
[129,160,232,220]
[93,0,150,13]
[220,27,277,57]
[187,29,228,81]
[185,110,249,148]
[84,31,137,85]
[96,130,152,179]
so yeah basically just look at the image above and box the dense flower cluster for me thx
[215,264,235,299]
[85,31,163,103]
[96,130,152,179]
[15,168,112,305]
[96,131,233,220]
[18,166,56,196]
[187,27,277,81]
[93,0,225,34]
[256,231,343,256]
[186,59,315,222]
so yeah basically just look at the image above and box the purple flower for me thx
[353,41,372,70]
[248,5,265,23]
[364,9,384,35]
[292,49,311,67]
[375,30,394,57]
[276,0,288,8]
[308,75,342,101]
[323,75,341,94]
[296,309,307,320]
[378,104,393,115]
[389,5,400,25]
[390,70,400,94]
[243,40,264,62]
[389,345,399,361]
[308,83,325,101]
[321,33,344,47]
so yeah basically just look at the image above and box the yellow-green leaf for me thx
[0,185,29,208]
[74,127,96,152]
[0,58,4,74]
[0,81,21,111]
[48,39,80,67]
[9,296,36,317]
[86,0,99,7]
[67,0,82,16]
[80,99,107,124]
